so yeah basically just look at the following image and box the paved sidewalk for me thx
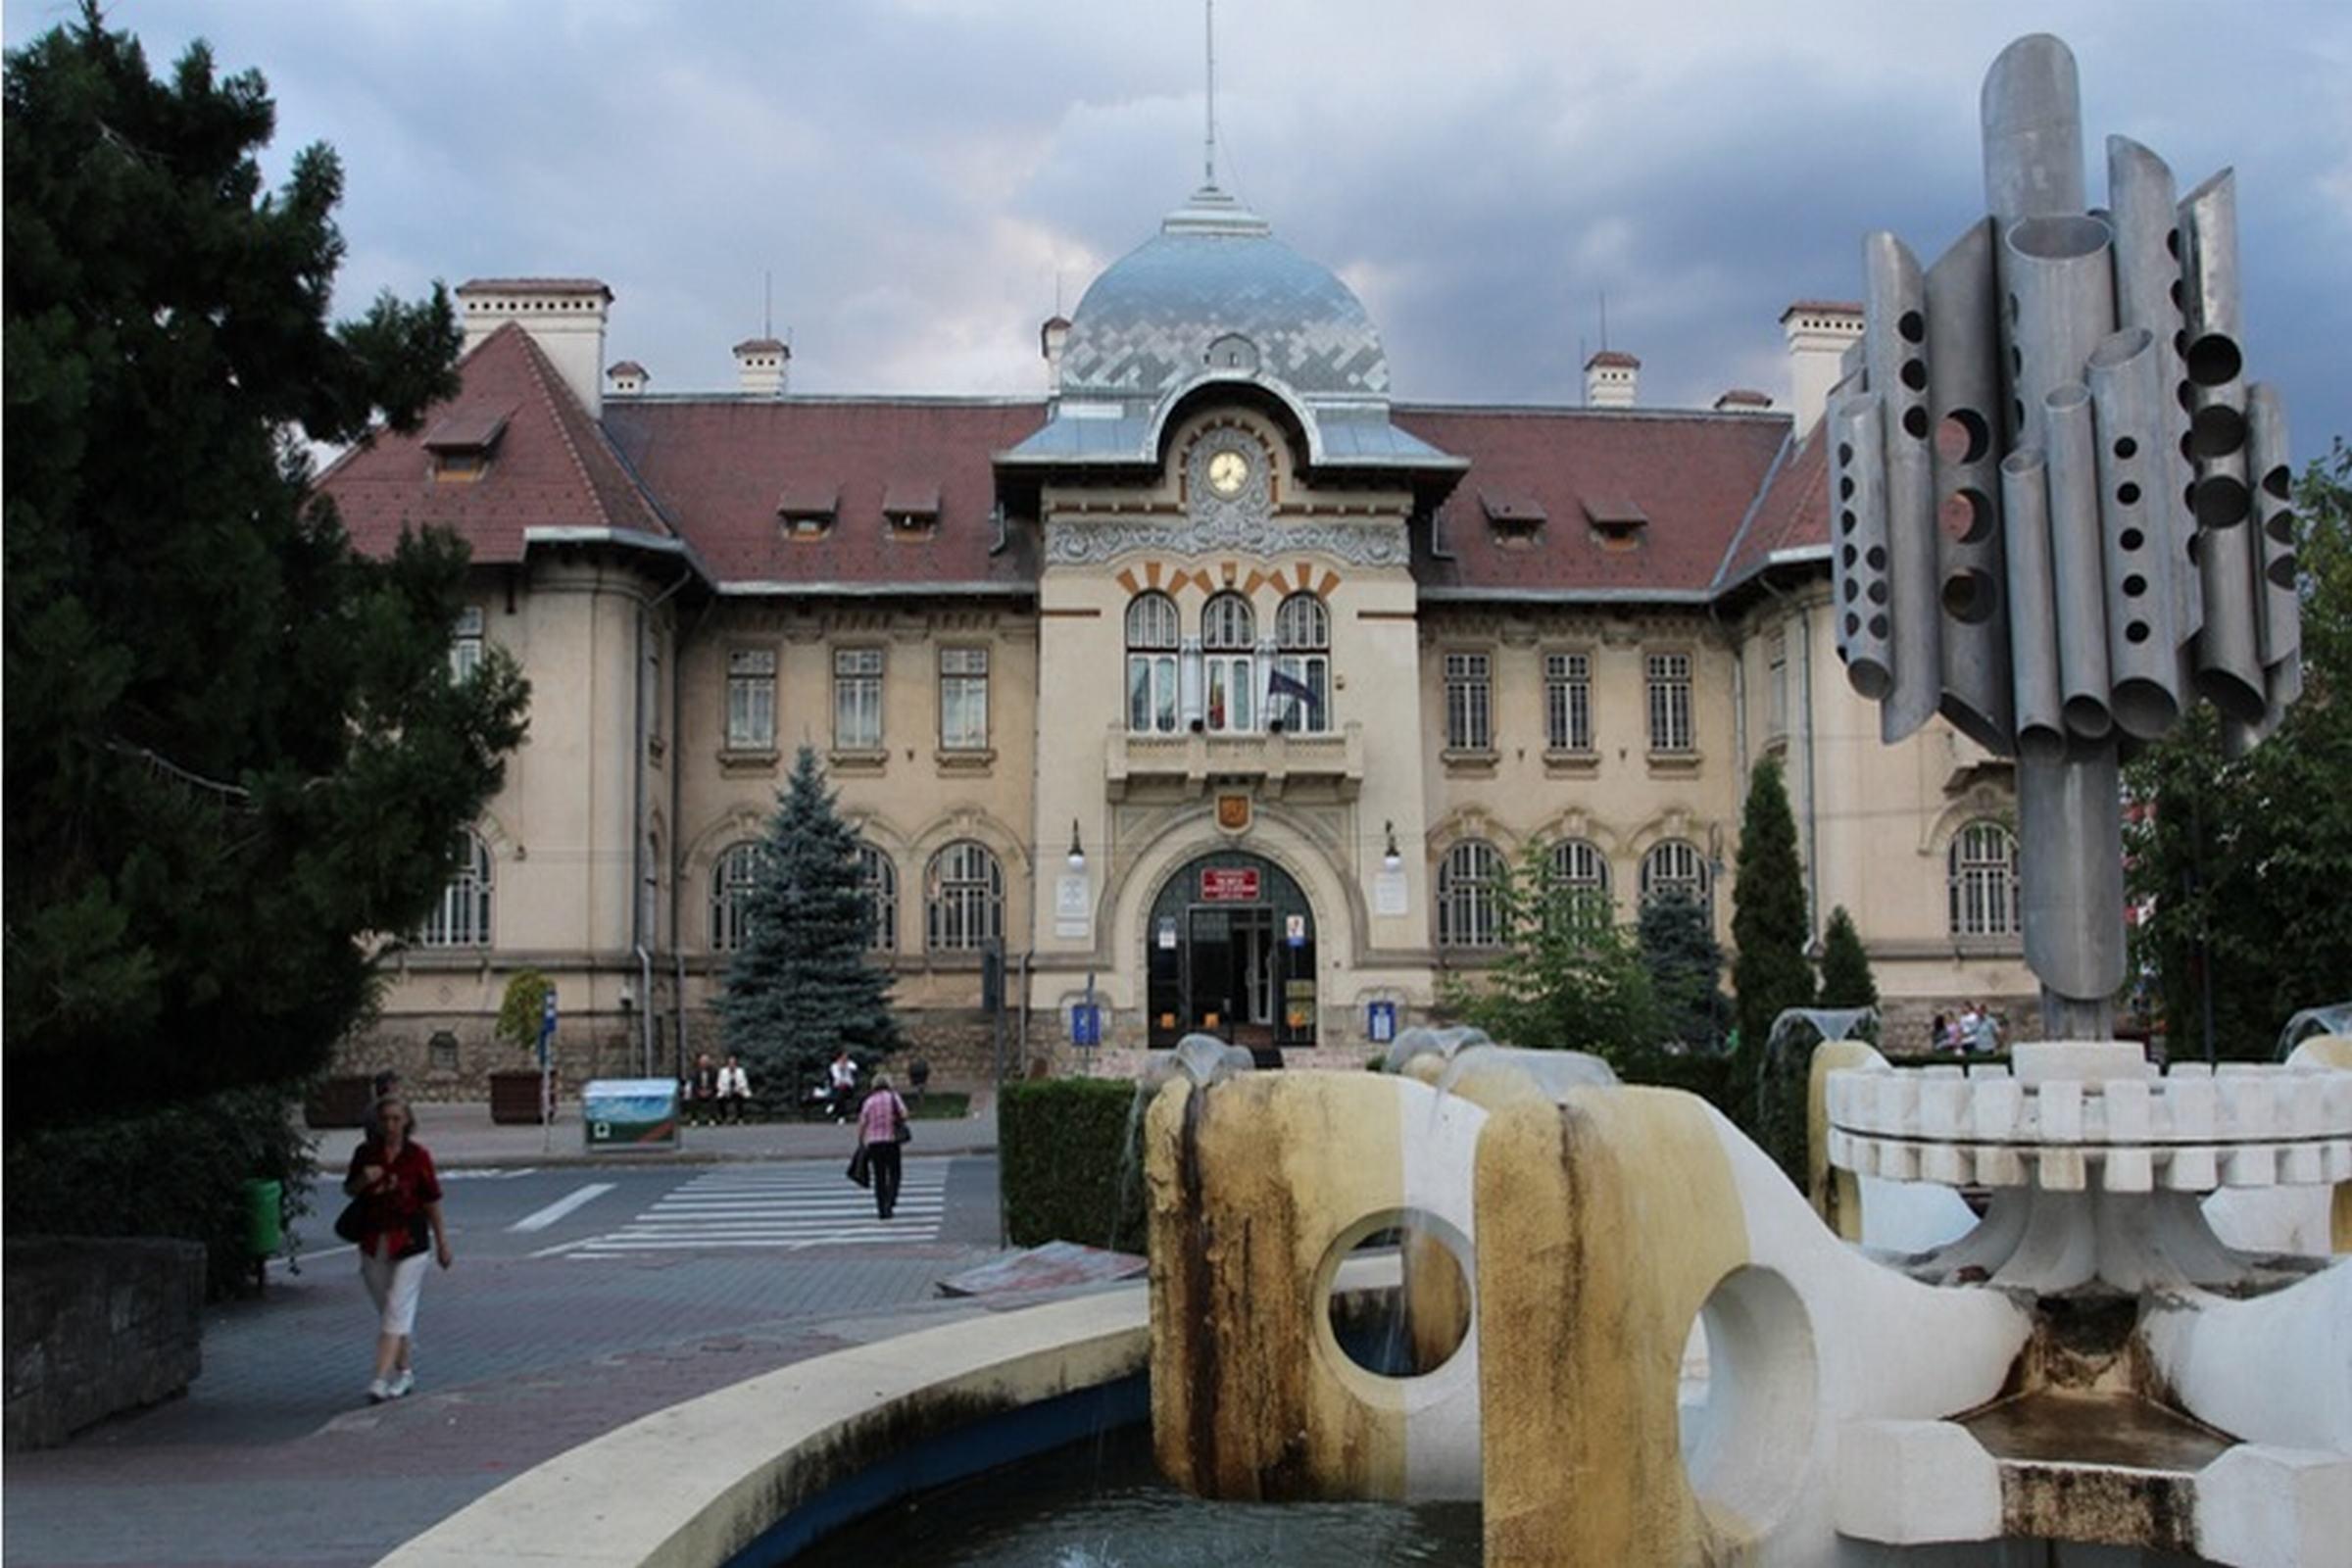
[312,1096,999,1170]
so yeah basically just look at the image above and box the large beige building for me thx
[324,183,2033,1093]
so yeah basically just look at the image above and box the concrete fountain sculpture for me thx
[1149,34,2350,1567]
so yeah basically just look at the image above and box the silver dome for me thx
[1058,187,1390,401]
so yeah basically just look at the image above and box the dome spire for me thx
[1203,0,1218,190]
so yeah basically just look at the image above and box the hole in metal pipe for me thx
[2192,475,2251,528]
[2183,333,2242,387]
[2189,404,2247,458]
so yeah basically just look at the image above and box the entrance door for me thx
[1148,852,1316,1051]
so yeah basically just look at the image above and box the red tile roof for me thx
[318,324,670,565]
[1391,406,1791,596]
[1585,349,1642,368]
[1712,416,1830,591]
[601,398,1046,589]
[459,277,612,298]
[1780,299,1862,318]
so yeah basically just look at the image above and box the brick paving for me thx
[2,1141,1030,1568]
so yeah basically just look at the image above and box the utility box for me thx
[582,1078,680,1152]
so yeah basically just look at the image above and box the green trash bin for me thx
[244,1178,283,1256]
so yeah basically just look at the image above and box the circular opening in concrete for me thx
[1319,1209,1472,1381]
[1678,1264,1818,1537]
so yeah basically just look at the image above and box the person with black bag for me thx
[854,1073,911,1221]
[342,1095,451,1404]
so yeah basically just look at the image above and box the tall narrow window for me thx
[1200,593,1256,733]
[1646,652,1693,753]
[1947,820,2019,937]
[1544,652,1592,751]
[1640,839,1711,918]
[418,831,492,948]
[1766,628,1789,741]
[710,840,767,952]
[1545,838,1611,930]
[1438,840,1503,948]
[1125,592,1181,734]
[1445,652,1492,750]
[726,649,777,751]
[939,647,989,750]
[834,647,884,750]
[450,606,484,682]
[857,841,899,952]
[1270,593,1331,734]
[925,840,1004,952]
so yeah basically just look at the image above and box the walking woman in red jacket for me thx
[344,1095,452,1403]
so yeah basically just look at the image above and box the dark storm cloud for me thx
[11,0,2347,455]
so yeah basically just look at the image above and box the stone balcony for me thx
[1105,721,1364,800]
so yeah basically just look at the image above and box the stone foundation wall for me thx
[5,1237,205,1450]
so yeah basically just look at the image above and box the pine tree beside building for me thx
[717,746,905,1109]
[1732,755,1816,1056]
[1816,906,1880,1012]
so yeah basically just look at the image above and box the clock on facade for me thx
[1206,449,1250,497]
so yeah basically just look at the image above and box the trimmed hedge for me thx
[3,1082,317,1298]
[1619,1049,1742,1124]
[999,1077,1147,1254]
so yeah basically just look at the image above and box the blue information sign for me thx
[538,987,558,1065]
[1367,1000,1397,1045]
[1071,1004,1102,1047]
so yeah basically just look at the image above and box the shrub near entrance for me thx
[1000,1078,1146,1253]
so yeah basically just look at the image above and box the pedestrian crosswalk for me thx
[558,1159,951,1258]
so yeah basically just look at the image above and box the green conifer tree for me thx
[1816,906,1880,1011]
[3,8,526,1128]
[717,747,904,1108]
[1732,756,1816,1056]
[1639,887,1727,1051]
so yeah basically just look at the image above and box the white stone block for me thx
[2102,1147,2154,1193]
[1964,1062,2011,1081]
[2103,1079,2152,1143]
[1922,1143,1968,1187]
[1827,1072,1859,1128]
[1920,1078,1966,1139]
[1833,1418,2002,1545]
[2169,1075,2217,1139]
[2013,1040,2144,1084]
[1978,1147,2027,1187]
[1827,1128,1853,1169]
[1972,1079,2021,1140]
[2325,1140,2352,1183]
[2168,1060,2214,1079]
[2321,1072,2352,1135]
[2038,1081,2083,1143]
[1880,1140,1919,1182]
[2224,1145,2278,1188]
[2038,1147,2086,1191]
[2280,1143,2323,1185]
[1874,1075,1918,1136]
[2194,1445,2352,1568]
[2279,1073,2324,1138]
[2223,1076,2277,1139]
[2167,1146,2219,1191]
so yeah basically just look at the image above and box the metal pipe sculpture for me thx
[1831,33,2305,1040]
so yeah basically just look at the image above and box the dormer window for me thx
[1205,333,1260,373]
[776,481,839,540]
[1480,490,1545,544]
[1583,494,1649,550]
[422,405,511,483]
[882,480,940,537]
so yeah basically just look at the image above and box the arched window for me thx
[1125,592,1181,734]
[1640,839,1711,917]
[1545,839,1612,931]
[1270,593,1330,733]
[1200,592,1256,733]
[419,831,492,947]
[1438,839,1504,949]
[1948,820,2019,937]
[926,840,1004,952]
[858,841,899,953]
[709,840,768,953]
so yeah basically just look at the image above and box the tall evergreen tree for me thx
[1731,756,1816,1055]
[2126,440,2352,1059]
[1816,905,1879,1012]
[1445,845,1662,1068]
[718,747,904,1106]
[3,9,527,1129]
[1639,887,1727,1051]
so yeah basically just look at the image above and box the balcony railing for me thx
[1106,721,1363,799]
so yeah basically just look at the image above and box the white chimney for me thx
[1780,300,1864,441]
[733,337,790,398]
[1040,315,1071,396]
[457,278,612,418]
[1584,350,1640,409]
[607,361,648,397]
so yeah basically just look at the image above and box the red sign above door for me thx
[1199,867,1261,903]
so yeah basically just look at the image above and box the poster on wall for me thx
[1374,867,1408,916]
[1054,873,1090,939]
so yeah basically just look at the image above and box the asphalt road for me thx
[5,1155,1014,1568]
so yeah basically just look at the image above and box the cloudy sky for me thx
[13,0,2351,457]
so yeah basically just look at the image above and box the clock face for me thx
[1206,449,1250,498]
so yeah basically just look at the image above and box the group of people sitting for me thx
[681,1046,865,1124]
[1931,1002,2003,1054]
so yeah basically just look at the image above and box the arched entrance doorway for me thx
[1146,850,1316,1054]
